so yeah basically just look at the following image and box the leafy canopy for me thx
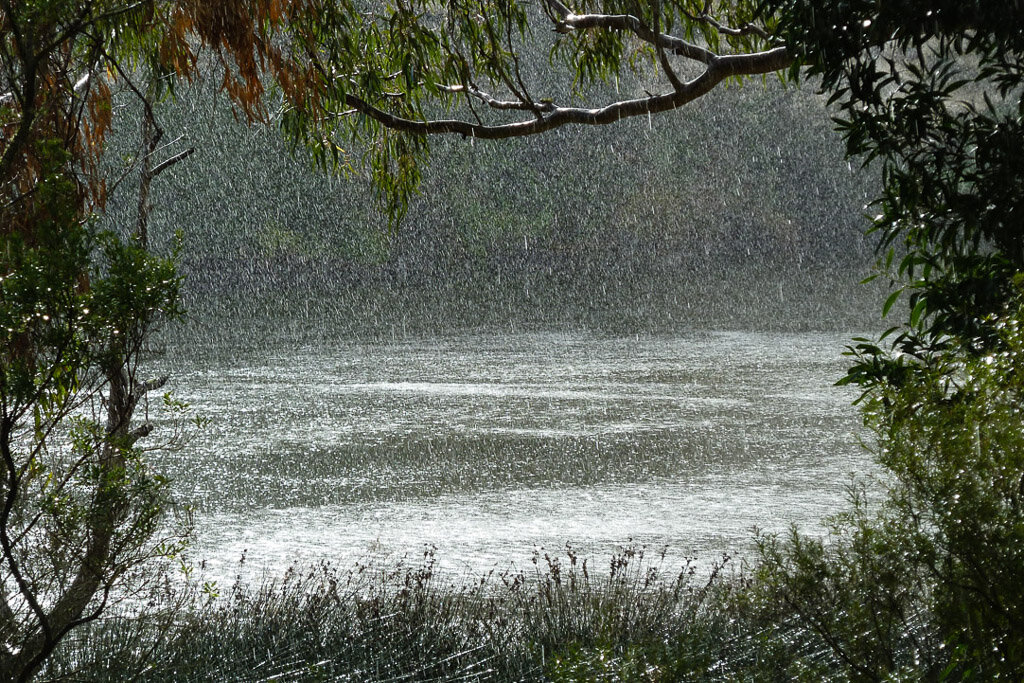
[763,0,1024,383]
[272,0,792,214]
[750,1,1024,677]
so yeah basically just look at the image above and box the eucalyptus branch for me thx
[438,83,556,113]
[507,20,540,118]
[464,86,487,127]
[149,147,196,179]
[137,376,170,394]
[98,44,162,146]
[679,7,771,40]
[653,0,685,93]
[36,0,96,56]
[479,13,531,109]
[0,419,53,649]
[11,375,171,551]
[104,132,190,198]
[126,423,154,445]
[0,587,16,657]
[0,36,37,186]
[543,0,718,64]
[351,85,407,99]
[87,0,151,31]
[656,35,685,91]
[343,46,790,139]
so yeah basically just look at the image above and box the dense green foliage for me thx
[751,294,1024,679]
[745,1,1024,678]
[764,0,1024,380]
[0,149,186,680]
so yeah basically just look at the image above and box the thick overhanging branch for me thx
[346,47,791,139]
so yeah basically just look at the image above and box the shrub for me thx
[751,294,1024,679]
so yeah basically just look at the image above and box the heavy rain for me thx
[99,75,885,585]
[8,3,1023,679]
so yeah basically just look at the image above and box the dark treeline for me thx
[105,76,882,341]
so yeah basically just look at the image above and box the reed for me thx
[41,545,747,682]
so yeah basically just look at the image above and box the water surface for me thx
[151,331,872,581]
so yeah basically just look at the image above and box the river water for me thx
[150,331,873,583]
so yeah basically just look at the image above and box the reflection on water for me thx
[150,331,873,581]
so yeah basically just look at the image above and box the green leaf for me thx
[909,297,928,329]
[881,289,902,318]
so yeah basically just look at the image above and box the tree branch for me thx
[0,417,53,651]
[438,83,557,113]
[543,0,718,64]
[679,7,772,40]
[345,47,791,139]
[653,0,685,93]
[126,423,154,445]
[149,147,195,179]
[137,375,169,393]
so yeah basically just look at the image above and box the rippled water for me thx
[150,331,873,582]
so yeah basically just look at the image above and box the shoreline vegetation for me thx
[45,318,1024,682]
[50,320,1024,682]
[39,545,790,681]
[35,539,894,682]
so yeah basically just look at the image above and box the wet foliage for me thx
[765,0,1024,385]
[747,4,1024,677]
[0,141,187,679]
[41,545,742,682]
[751,293,1024,680]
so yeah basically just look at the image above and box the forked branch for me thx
[340,46,790,139]
[544,0,718,64]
